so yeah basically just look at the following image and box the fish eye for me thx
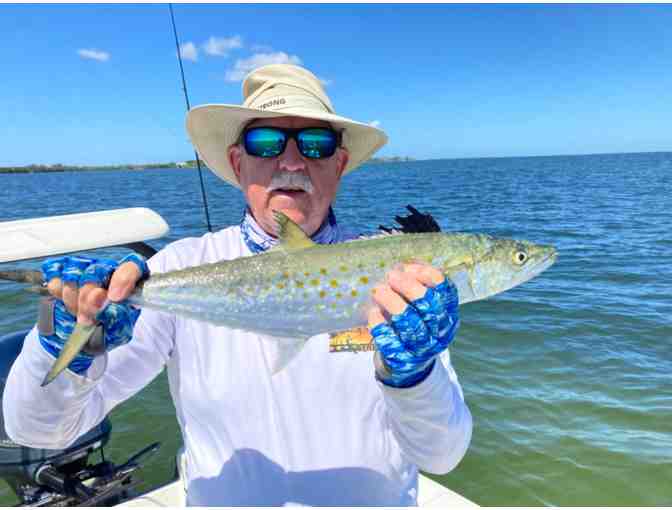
[514,251,528,265]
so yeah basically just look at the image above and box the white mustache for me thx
[267,172,314,194]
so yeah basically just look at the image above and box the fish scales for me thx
[130,233,508,338]
[22,211,555,385]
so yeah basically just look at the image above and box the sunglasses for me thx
[242,127,341,159]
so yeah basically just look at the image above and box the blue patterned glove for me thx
[38,253,148,375]
[372,278,459,388]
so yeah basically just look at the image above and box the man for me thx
[3,64,471,506]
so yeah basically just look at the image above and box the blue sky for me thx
[1,3,671,166]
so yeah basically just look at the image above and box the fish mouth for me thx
[536,249,558,274]
[508,247,557,291]
[526,248,557,279]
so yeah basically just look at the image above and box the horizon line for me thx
[2,149,671,170]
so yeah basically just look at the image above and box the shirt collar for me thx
[240,207,341,254]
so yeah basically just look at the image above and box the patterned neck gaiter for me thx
[240,207,343,254]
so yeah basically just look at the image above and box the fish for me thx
[0,211,557,385]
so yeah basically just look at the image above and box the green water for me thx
[0,152,670,505]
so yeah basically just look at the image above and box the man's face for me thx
[229,116,349,237]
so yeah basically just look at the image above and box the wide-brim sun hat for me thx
[186,64,388,188]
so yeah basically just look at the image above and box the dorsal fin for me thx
[272,210,316,252]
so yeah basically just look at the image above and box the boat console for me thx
[0,333,160,506]
[0,208,170,505]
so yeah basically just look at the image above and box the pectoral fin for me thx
[41,323,99,387]
[443,264,475,304]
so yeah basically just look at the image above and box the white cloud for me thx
[77,49,110,62]
[369,120,381,128]
[251,44,273,53]
[179,42,198,62]
[225,52,302,82]
[203,35,243,57]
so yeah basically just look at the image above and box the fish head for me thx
[439,234,557,304]
[469,237,557,301]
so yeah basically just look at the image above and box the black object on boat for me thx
[0,330,161,506]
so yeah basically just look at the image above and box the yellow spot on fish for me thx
[319,290,326,299]
[320,268,328,275]
[336,292,343,299]
[340,265,348,272]
[304,271,310,277]
[295,281,304,288]
[277,282,285,290]
[282,272,290,279]
[310,279,320,286]
[351,289,358,297]
[330,279,338,288]
[360,276,369,285]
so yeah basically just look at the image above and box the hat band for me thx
[249,93,331,115]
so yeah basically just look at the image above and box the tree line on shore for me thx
[0,161,198,174]
[0,156,415,174]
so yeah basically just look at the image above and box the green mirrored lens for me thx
[297,129,337,159]
[244,127,338,159]
[244,128,285,157]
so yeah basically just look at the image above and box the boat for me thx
[0,208,477,507]
[121,451,477,507]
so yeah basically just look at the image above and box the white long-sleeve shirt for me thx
[3,225,472,506]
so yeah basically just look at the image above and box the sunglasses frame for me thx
[241,126,342,160]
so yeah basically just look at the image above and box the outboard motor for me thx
[0,330,160,506]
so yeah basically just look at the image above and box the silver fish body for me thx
[37,212,557,385]
[129,232,557,339]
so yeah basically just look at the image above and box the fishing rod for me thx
[168,3,213,233]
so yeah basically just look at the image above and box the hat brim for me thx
[185,104,388,188]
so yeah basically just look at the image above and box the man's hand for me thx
[38,254,148,375]
[368,263,459,388]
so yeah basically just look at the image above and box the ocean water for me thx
[0,152,670,505]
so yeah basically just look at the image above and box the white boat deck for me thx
[120,473,477,507]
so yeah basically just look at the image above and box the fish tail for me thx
[0,269,48,295]
[41,323,98,387]
[25,285,50,296]
[0,269,43,285]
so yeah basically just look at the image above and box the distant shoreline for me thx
[0,163,192,174]
[2,151,670,174]
[0,156,416,174]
